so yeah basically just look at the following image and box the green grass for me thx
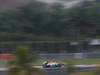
[73,71,97,75]
[33,58,100,66]
[0,59,9,67]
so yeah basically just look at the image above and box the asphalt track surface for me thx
[0,65,99,75]
[0,68,65,75]
[0,67,65,75]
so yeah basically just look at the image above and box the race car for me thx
[42,61,65,68]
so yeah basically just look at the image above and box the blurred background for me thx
[0,0,99,55]
[0,0,99,75]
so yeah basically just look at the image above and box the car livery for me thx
[42,61,65,68]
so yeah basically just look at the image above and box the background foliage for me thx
[0,1,99,41]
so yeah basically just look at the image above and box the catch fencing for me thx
[39,53,100,59]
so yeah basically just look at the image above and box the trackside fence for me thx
[39,53,100,59]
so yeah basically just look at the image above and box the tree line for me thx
[0,1,100,41]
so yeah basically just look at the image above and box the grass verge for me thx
[33,58,100,66]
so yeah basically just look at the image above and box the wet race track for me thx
[45,68,65,75]
[0,68,65,75]
[0,67,97,75]
[0,71,6,75]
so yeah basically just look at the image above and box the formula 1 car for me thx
[42,61,65,68]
